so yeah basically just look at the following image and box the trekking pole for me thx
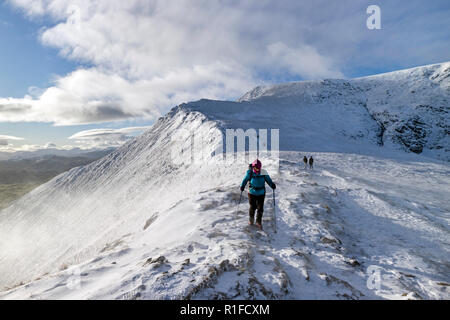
[273,189,277,233]
[235,190,243,218]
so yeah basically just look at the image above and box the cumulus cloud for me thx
[0,64,254,125]
[2,0,449,125]
[0,135,24,152]
[2,0,348,125]
[44,142,57,148]
[68,126,150,148]
[0,143,80,154]
[0,134,24,146]
[0,135,62,153]
[267,42,342,79]
[0,135,24,141]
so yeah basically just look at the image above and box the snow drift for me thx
[0,62,449,300]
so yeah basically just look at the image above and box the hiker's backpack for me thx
[248,163,265,190]
[247,163,255,188]
[248,163,253,179]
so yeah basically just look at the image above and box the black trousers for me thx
[248,193,265,224]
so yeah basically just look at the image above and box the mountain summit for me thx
[238,62,449,159]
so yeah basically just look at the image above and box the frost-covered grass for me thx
[0,183,41,210]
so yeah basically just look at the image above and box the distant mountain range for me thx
[0,149,115,185]
[0,147,116,161]
[0,149,115,210]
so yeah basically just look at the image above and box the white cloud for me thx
[0,141,102,153]
[0,64,253,125]
[4,0,448,125]
[0,135,24,147]
[267,42,343,79]
[44,142,57,148]
[0,144,43,153]
[0,135,24,141]
[0,136,63,153]
[68,126,150,148]
[69,126,150,139]
[2,0,348,125]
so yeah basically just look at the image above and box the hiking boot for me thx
[255,222,263,230]
[249,217,254,225]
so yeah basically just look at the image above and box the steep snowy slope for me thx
[195,79,383,153]
[358,63,449,160]
[0,63,448,300]
[241,62,450,160]
[0,108,223,289]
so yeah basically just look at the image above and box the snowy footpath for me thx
[1,151,448,300]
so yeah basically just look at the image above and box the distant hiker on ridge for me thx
[309,156,314,170]
[240,159,276,230]
[303,156,308,169]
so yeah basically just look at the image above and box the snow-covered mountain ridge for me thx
[239,62,449,160]
[0,63,448,300]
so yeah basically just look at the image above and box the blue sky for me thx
[0,3,88,148]
[0,0,449,152]
[0,3,77,97]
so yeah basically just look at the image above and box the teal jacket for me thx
[241,169,275,196]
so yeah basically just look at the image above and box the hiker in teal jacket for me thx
[240,159,276,229]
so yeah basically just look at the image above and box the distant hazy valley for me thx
[0,150,114,210]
